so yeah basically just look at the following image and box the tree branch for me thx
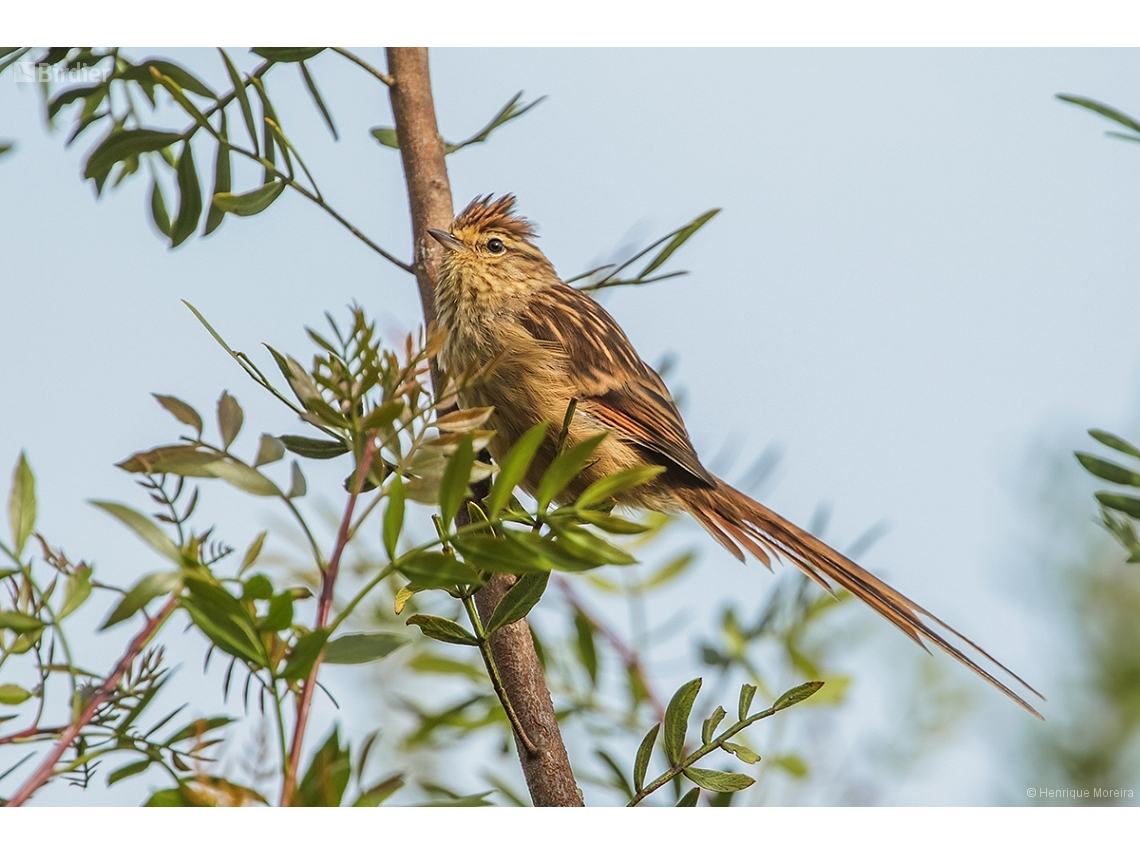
[385,47,583,806]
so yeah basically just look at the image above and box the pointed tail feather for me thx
[679,477,1044,719]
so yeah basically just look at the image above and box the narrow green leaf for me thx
[107,758,152,785]
[8,453,35,556]
[252,47,326,63]
[676,787,700,806]
[91,501,183,565]
[219,49,258,155]
[181,576,267,666]
[280,628,330,681]
[438,433,475,531]
[1096,491,1140,520]
[575,465,665,509]
[369,127,399,148]
[702,706,726,744]
[1075,452,1140,486]
[738,683,757,720]
[204,111,231,236]
[549,522,637,567]
[1057,94,1140,134]
[286,461,307,499]
[537,432,607,510]
[663,677,702,765]
[205,459,281,497]
[58,565,93,619]
[772,754,809,777]
[574,609,598,684]
[597,749,634,800]
[487,422,547,518]
[406,614,479,646]
[100,571,181,629]
[216,391,243,450]
[383,476,405,559]
[116,445,222,477]
[0,612,44,633]
[296,726,350,807]
[152,394,203,434]
[238,531,268,575]
[452,533,550,575]
[0,684,33,705]
[682,767,754,793]
[1089,429,1140,459]
[722,741,761,764]
[772,680,824,711]
[150,180,171,237]
[416,790,495,807]
[399,551,480,589]
[253,434,285,468]
[323,632,409,664]
[353,774,404,807]
[633,723,659,792]
[142,59,217,98]
[212,180,285,216]
[170,140,202,248]
[299,60,337,140]
[279,434,348,459]
[486,572,549,635]
[575,509,651,535]
[639,208,720,278]
[166,715,234,744]
[84,129,183,186]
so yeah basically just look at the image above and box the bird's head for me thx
[429,195,557,300]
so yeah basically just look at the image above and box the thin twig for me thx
[4,596,179,807]
[331,48,393,87]
[278,431,378,806]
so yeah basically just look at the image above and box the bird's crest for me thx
[452,194,537,241]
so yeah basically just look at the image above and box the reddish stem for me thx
[278,433,377,807]
[5,596,178,807]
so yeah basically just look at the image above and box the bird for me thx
[427,194,1043,719]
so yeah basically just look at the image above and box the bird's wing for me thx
[518,284,716,487]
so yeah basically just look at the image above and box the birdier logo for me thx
[13,61,110,85]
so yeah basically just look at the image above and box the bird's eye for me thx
[486,238,505,254]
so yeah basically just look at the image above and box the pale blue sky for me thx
[3,48,1140,804]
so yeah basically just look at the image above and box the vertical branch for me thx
[386,47,583,806]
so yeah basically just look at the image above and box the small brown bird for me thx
[429,194,1042,718]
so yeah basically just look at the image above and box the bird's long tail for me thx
[678,476,1044,719]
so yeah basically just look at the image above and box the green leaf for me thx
[443,91,546,155]
[361,399,405,433]
[575,509,650,535]
[0,684,33,705]
[640,551,696,591]
[150,180,171,237]
[399,551,481,589]
[181,575,267,666]
[205,459,281,497]
[117,445,222,477]
[438,434,475,531]
[84,129,183,188]
[383,476,405,560]
[537,432,607,510]
[166,715,234,744]
[1075,452,1140,486]
[597,749,634,800]
[369,127,399,148]
[486,572,549,635]
[1089,429,1140,459]
[772,754,808,777]
[639,208,720,278]
[91,501,183,565]
[573,609,598,684]
[142,59,217,98]
[212,180,285,216]
[296,726,350,807]
[238,531,268,575]
[242,574,273,600]
[152,394,203,434]
[216,391,243,450]
[281,629,330,681]
[144,787,194,807]
[548,522,637,567]
[575,465,665,509]
[8,453,35,556]
[299,60,337,140]
[107,758,152,785]
[286,461,307,499]
[253,434,285,468]
[452,533,550,575]
[219,49,258,155]
[323,632,408,664]
[772,680,824,711]
[252,47,326,63]
[58,565,93,619]
[416,790,496,807]
[682,767,754,793]
[279,434,349,459]
[702,706,726,744]
[406,614,479,646]
[101,571,181,629]
[722,741,761,764]
[258,591,294,632]
[1096,492,1140,520]
[1057,94,1140,134]
[676,787,700,806]
[487,423,548,519]
[738,683,757,720]
[353,774,404,807]
[170,140,202,248]
[0,610,44,633]
[633,723,659,792]
[663,677,702,765]
[204,114,231,236]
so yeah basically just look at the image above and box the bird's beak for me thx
[427,228,465,253]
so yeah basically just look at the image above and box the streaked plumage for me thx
[430,194,1043,718]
